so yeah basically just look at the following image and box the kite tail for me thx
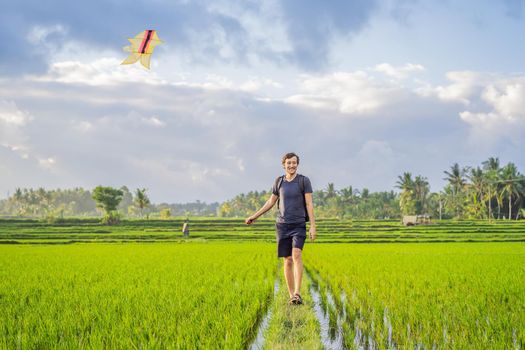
[140,54,152,69]
[121,53,142,65]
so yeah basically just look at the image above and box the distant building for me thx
[402,215,431,226]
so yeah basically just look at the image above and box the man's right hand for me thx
[245,217,255,225]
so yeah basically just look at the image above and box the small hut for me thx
[402,214,431,226]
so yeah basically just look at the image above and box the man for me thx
[182,219,189,237]
[245,152,316,305]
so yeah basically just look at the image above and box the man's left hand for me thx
[309,225,317,241]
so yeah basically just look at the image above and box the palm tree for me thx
[467,167,486,219]
[396,172,414,192]
[444,163,467,218]
[482,157,500,172]
[326,183,337,199]
[36,187,52,217]
[499,163,524,220]
[495,189,505,219]
[482,157,501,220]
[413,176,430,214]
[339,186,354,204]
[444,163,467,194]
[396,172,415,215]
[12,188,24,216]
[339,186,354,219]
[437,191,446,220]
[134,188,151,218]
[315,190,327,207]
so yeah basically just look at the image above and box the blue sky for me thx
[1,0,524,202]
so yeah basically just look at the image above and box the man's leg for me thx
[283,256,294,297]
[292,248,303,295]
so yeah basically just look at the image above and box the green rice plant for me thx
[0,242,277,349]
[1,218,525,244]
[304,243,525,349]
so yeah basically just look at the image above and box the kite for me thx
[121,30,163,69]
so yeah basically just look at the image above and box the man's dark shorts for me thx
[276,222,307,257]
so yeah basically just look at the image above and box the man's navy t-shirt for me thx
[272,175,313,224]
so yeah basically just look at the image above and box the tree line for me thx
[219,157,525,220]
[0,186,218,220]
[396,158,525,220]
[217,187,400,220]
[1,157,523,221]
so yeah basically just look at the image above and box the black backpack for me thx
[274,174,310,222]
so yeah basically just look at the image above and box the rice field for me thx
[1,218,524,349]
[305,243,525,349]
[0,243,276,349]
[1,218,524,244]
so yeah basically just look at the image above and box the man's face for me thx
[283,156,298,175]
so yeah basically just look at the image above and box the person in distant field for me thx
[245,152,316,305]
[182,219,189,237]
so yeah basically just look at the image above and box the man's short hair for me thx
[282,152,300,165]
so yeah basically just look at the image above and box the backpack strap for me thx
[274,175,285,209]
[274,175,285,194]
[298,175,310,222]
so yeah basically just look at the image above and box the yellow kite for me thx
[121,30,163,69]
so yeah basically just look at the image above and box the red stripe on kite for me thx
[139,30,154,54]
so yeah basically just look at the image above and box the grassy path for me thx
[262,271,322,349]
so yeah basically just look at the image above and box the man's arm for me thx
[305,192,317,241]
[245,194,279,224]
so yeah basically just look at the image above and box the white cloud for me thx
[70,121,93,132]
[357,139,395,158]
[239,77,283,92]
[38,157,57,169]
[482,82,525,117]
[411,71,525,145]
[27,24,68,45]
[141,116,166,127]
[31,58,168,86]
[226,155,245,172]
[32,55,284,98]
[0,100,33,160]
[127,157,233,196]
[205,0,293,56]
[2,65,524,202]
[171,73,282,93]
[1,143,30,159]
[0,100,33,126]
[199,74,235,89]
[416,71,486,104]
[459,110,524,147]
[0,101,59,173]
[459,111,510,128]
[285,71,405,114]
[451,76,525,145]
[91,111,170,130]
[374,63,425,80]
